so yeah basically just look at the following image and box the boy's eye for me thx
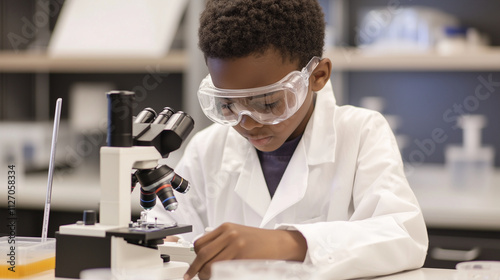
[251,91,285,112]
[254,100,281,110]
[218,99,237,116]
[221,103,233,110]
[266,101,279,108]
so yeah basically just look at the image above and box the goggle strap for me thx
[302,56,321,77]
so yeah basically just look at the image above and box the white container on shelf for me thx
[445,115,495,192]
[436,26,468,55]
[356,6,459,53]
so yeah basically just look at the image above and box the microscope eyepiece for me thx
[134,108,157,124]
[106,91,135,147]
[153,107,175,124]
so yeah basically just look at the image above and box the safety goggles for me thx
[197,56,321,126]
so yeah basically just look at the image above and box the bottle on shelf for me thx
[445,115,495,192]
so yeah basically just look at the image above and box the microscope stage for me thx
[106,224,192,243]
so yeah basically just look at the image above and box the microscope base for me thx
[55,232,112,279]
[55,224,192,278]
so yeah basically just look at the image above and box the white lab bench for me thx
[24,267,461,280]
[407,164,500,269]
[407,164,500,231]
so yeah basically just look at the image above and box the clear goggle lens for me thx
[197,57,320,126]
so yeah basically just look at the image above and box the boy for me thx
[149,0,428,279]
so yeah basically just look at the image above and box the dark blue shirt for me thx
[257,135,302,198]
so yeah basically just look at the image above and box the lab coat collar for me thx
[260,143,309,226]
[220,128,249,174]
[303,80,337,165]
[221,129,271,218]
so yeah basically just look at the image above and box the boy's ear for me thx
[311,58,332,92]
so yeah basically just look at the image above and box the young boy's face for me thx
[207,50,316,152]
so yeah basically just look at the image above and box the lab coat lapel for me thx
[304,80,337,165]
[221,130,271,219]
[261,142,309,227]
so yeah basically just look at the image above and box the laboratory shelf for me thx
[2,47,500,73]
[326,47,500,71]
[0,49,187,73]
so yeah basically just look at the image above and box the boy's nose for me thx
[238,114,263,130]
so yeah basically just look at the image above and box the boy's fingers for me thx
[196,247,237,280]
[185,233,226,279]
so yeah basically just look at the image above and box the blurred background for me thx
[0,0,499,269]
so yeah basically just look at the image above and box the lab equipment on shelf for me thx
[436,26,490,55]
[445,115,495,192]
[359,96,408,152]
[356,5,492,55]
[436,26,468,55]
[357,6,459,53]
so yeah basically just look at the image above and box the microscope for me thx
[55,91,194,279]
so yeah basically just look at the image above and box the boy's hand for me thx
[183,222,307,280]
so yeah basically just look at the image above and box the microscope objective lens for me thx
[140,187,156,210]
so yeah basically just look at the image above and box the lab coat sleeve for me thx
[277,112,429,280]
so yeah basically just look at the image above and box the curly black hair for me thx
[198,0,325,68]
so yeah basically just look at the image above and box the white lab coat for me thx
[149,81,428,279]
